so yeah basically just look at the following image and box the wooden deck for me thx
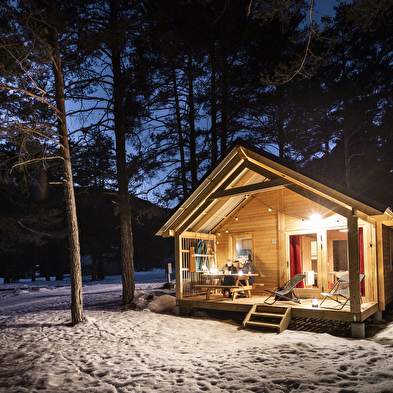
[179,293,379,323]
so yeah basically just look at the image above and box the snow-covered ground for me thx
[1,270,393,392]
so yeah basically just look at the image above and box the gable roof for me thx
[156,140,393,237]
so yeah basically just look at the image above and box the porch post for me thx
[348,210,364,338]
[175,232,182,301]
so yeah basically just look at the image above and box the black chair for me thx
[264,274,306,305]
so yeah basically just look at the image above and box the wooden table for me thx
[193,273,259,301]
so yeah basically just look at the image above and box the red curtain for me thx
[359,228,365,296]
[290,235,304,288]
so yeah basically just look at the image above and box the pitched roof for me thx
[156,139,393,237]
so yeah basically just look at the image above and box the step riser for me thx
[242,304,292,333]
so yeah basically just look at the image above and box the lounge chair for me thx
[319,273,365,310]
[264,274,306,305]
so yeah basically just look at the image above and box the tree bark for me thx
[210,48,218,165]
[187,53,198,188]
[110,0,135,305]
[51,24,83,325]
[171,62,188,197]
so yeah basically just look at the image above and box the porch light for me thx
[312,297,319,308]
[310,214,321,222]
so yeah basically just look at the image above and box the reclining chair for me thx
[319,273,365,309]
[264,274,306,305]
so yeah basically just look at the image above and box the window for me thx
[235,237,252,261]
[333,240,348,271]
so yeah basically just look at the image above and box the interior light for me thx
[268,207,272,212]
[312,297,319,308]
[235,216,238,221]
[226,229,229,233]
[218,232,221,236]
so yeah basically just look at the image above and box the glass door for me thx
[290,233,318,289]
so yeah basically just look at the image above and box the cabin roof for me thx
[156,139,393,237]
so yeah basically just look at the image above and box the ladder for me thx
[242,304,292,333]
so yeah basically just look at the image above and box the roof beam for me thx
[167,155,243,233]
[176,199,213,236]
[189,198,230,232]
[244,160,280,180]
[208,178,292,200]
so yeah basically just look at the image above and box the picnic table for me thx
[193,273,259,301]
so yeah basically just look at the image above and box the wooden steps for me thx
[242,304,292,333]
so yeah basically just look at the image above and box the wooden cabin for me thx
[155,140,393,337]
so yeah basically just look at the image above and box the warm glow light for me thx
[218,232,221,236]
[310,214,321,221]
[268,207,272,212]
[211,267,218,274]
[226,229,229,233]
[312,297,319,307]
[235,216,238,220]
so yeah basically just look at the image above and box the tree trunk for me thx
[277,86,285,159]
[51,25,83,325]
[220,52,228,156]
[210,49,218,165]
[110,0,135,305]
[91,254,98,281]
[187,53,198,188]
[98,254,105,280]
[171,62,188,197]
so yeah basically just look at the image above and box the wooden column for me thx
[348,210,361,319]
[175,233,182,301]
[375,222,385,310]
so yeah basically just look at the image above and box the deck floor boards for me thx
[180,293,378,323]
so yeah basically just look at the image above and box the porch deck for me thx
[179,293,379,323]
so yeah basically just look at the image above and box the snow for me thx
[1,270,393,392]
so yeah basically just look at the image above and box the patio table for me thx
[194,273,259,300]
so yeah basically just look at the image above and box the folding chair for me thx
[264,274,306,305]
[319,273,365,310]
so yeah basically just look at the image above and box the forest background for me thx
[1,0,393,321]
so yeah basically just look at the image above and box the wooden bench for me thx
[193,284,253,300]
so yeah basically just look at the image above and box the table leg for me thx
[245,278,252,298]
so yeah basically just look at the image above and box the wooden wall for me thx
[383,225,393,306]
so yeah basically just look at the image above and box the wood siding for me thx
[383,225,393,306]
